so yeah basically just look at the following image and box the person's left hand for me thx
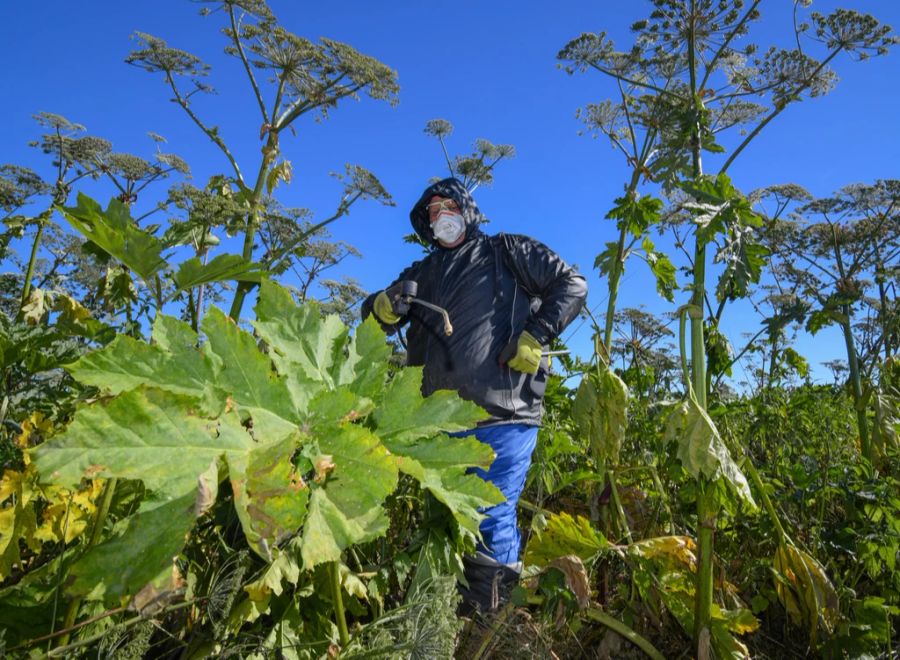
[498,331,542,374]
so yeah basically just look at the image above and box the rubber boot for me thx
[457,552,522,617]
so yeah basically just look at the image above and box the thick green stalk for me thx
[841,315,872,462]
[603,169,644,353]
[188,288,198,333]
[740,454,786,541]
[690,257,708,406]
[685,2,715,647]
[228,131,279,320]
[694,485,716,643]
[607,470,634,544]
[19,220,46,315]
[584,608,666,660]
[603,249,625,352]
[329,561,350,647]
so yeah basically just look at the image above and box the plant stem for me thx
[649,467,677,535]
[685,3,716,649]
[739,453,787,541]
[584,607,666,660]
[228,130,280,320]
[12,606,127,651]
[188,288,198,333]
[841,316,872,463]
[608,470,633,544]
[19,218,46,315]
[329,561,350,647]
[41,598,200,658]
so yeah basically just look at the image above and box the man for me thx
[362,178,587,614]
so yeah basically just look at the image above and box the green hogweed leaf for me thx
[593,241,620,277]
[253,279,349,391]
[606,194,663,237]
[33,281,498,602]
[202,306,297,442]
[59,193,166,282]
[642,236,677,302]
[336,315,393,398]
[69,491,196,604]
[172,253,265,293]
[66,316,222,415]
[229,433,308,561]
[374,368,488,442]
[31,388,253,496]
[525,512,608,566]
[715,226,770,302]
[300,425,398,568]
[385,432,502,535]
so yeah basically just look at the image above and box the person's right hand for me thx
[374,281,413,324]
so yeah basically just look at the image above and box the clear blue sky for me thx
[3,1,898,386]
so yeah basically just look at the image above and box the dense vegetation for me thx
[1,1,898,658]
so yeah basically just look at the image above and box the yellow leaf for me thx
[0,470,24,504]
[15,411,53,449]
[773,542,839,644]
[33,479,105,545]
[629,535,697,571]
[21,288,47,325]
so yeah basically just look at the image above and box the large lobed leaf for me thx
[59,193,167,283]
[374,368,489,442]
[388,432,503,535]
[66,315,223,415]
[31,388,252,496]
[30,280,500,603]
[172,253,265,293]
[300,425,398,568]
[524,512,608,567]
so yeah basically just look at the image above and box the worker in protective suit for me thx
[362,178,587,615]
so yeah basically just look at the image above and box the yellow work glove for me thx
[374,291,401,324]
[373,281,413,324]
[498,331,543,374]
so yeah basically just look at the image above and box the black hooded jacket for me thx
[362,178,587,426]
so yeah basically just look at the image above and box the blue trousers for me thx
[453,424,538,565]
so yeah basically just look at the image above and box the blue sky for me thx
[3,1,898,386]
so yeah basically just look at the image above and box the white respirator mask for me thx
[432,212,465,244]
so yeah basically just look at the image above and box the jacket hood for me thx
[410,178,485,248]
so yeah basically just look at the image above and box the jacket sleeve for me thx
[360,258,426,335]
[499,234,588,346]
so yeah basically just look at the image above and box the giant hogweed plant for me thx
[126,0,399,321]
[557,1,896,655]
[756,180,900,463]
[3,111,190,323]
[1,113,196,447]
[1,280,503,654]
